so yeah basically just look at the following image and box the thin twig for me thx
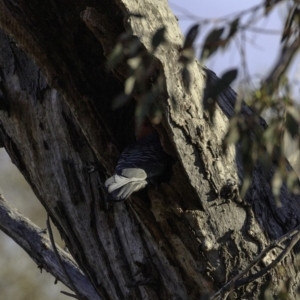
[243,26,284,35]
[170,1,285,25]
[170,1,263,23]
[235,228,300,287]
[60,291,79,299]
[210,225,300,299]
[47,213,86,300]
[168,2,205,22]
[264,34,300,87]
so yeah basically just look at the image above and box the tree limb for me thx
[0,194,100,300]
[46,213,87,300]
[211,225,300,299]
[0,0,300,299]
[264,31,300,87]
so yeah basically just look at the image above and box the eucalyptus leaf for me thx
[112,94,130,110]
[183,24,200,49]
[200,27,224,61]
[152,27,166,50]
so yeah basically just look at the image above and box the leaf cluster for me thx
[177,0,300,200]
[107,26,167,130]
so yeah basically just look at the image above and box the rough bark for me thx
[0,194,99,299]
[0,0,299,299]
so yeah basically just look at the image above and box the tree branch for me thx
[46,213,87,300]
[210,225,300,299]
[264,33,300,87]
[0,194,100,300]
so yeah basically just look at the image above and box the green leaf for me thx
[226,124,240,145]
[181,66,191,91]
[127,57,141,70]
[227,18,239,40]
[264,0,272,14]
[281,5,299,42]
[183,24,200,49]
[220,69,238,86]
[286,108,300,139]
[179,47,195,65]
[124,76,136,95]
[152,27,166,50]
[203,96,216,122]
[287,171,300,194]
[149,106,162,125]
[200,27,224,61]
[240,173,253,199]
[286,105,300,123]
[135,92,156,132]
[272,170,283,207]
[205,68,238,99]
[106,43,124,70]
[112,94,130,110]
[128,37,142,56]
[263,123,277,155]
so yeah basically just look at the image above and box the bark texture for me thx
[0,0,299,299]
[0,194,98,299]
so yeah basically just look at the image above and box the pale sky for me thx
[169,0,300,167]
[169,0,300,96]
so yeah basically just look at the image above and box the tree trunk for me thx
[0,0,299,299]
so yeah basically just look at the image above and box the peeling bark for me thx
[0,0,299,299]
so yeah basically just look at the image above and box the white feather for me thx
[121,168,147,179]
[116,181,147,199]
[105,168,148,199]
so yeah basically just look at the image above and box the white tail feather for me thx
[116,181,147,199]
[105,168,147,200]
[121,168,146,178]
